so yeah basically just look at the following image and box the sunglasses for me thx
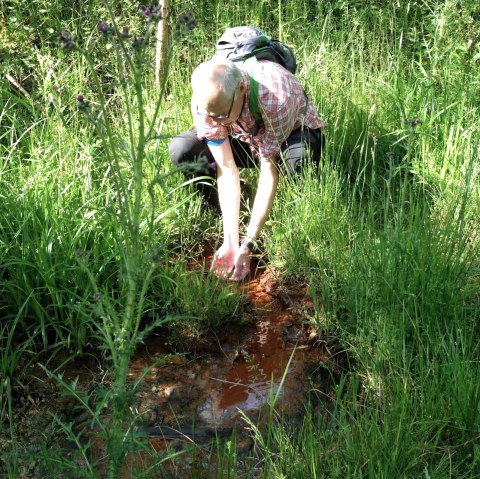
[196,90,236,121]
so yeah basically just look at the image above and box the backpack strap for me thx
[248,74,263,133]
[248,74,260,122]
[240,57,263,133]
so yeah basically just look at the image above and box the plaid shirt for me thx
[192,60,327,162]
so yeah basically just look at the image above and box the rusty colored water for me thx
[128,263,325,432]
[15,260,333,479]
[79,264,329,478]
[204,290,313,425]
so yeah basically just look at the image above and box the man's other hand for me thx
[230,245,251,281]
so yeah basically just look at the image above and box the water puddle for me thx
[12,262,338,478]
[129,263,327,438]
[100,264,331,476]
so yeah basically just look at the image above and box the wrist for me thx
[240,236,255,252]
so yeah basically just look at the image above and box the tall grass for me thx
[1,2,246,476]
[261,1,480,476]
[1,0,479,477]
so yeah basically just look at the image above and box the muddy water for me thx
[129,264,326,435]
[77,266,331,478]
[14,264,333,478]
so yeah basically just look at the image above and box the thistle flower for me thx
[140,5,152,17]
[178,11,196,31]
[131,36,145,50]
[150,5,162,20]
[404,117,421,128]
[77,94,89,111]
[120,26,131,38]
[98,20,114,36]
[58,30,77,50]
[140,4,162,21]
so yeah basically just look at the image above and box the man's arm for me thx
[230,158,279,281]
[207,142,279,281]
[246,159,279,241]
[208,138,241,277]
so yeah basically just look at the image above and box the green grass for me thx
[1,0,480,477]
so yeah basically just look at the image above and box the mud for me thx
[129,264,327,432]
[108,264,334,477]
[5,263,340,478]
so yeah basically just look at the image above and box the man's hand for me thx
[211,242,236,278]
[211,243,251,281]
[230,245,251,281]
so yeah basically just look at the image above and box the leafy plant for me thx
[30,4,200,477]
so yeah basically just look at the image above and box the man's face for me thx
[197,82,245,126]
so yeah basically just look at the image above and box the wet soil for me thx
[3,263,342,478]
[130,263,330,430]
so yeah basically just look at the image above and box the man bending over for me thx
[169,58,326,281]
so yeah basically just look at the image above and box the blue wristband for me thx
[205,137,226,146]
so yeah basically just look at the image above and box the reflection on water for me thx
[100,266,330,478]
[129,265,325,431]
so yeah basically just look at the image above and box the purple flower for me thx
[140,5,152,17]
[404,117,421,128]
[131,36,144,50]
[98,20,114,36]
[178,11,196,30]
[140,4,162,21]
[121,26,131,38]
[77,94,89,110]
[58,30,77,50]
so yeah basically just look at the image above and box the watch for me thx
[241,237,255,251]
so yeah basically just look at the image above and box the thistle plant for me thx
[56,4,196,477]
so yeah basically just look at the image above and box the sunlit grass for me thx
[1,0,479,476]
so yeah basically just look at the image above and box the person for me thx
[169,57,327,281]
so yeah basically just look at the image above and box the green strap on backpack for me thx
[248,74,263,131]
[244,56,263,131]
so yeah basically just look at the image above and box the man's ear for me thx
[239,81,246,94]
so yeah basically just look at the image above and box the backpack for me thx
[214,26,298,131]
[215,26,297,74]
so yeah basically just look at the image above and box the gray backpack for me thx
[215,26,297,74]
[214,26,298,129]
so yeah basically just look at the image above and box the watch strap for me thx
[241,237,255,251]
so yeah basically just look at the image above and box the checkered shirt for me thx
[192,60,327,162]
